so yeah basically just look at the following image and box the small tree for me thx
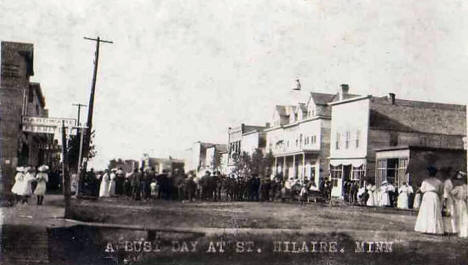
[232,151,251,178]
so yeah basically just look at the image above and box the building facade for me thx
[265,90,339,188]
[184,141,227,176]
[0,41,56,193]
[329,90,467,197]
[227,124,267,173]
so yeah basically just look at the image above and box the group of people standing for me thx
[11,165,49,205]
[414,167,468,238]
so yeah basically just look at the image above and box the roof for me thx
[370,96,466,135]
[207,144,228,153]
[275,105,296,117]
[310,92,336,105]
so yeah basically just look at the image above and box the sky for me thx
[2,0,468,169]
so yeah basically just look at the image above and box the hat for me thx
[16,166,24,172]
[382,180,388,185]
[38,165,49,172]
[456,171,467,179]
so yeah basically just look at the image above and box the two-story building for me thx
[329,89,466,197]
[1,41,57,193]
[265,88,345,187]
[227,124,268,173]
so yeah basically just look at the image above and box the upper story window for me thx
[336,132,341,150]
[356,130,360,148]
[345,131,350,149]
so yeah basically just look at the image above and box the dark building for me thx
[0,41,57,193]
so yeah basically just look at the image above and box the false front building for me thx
[329,89,466,198]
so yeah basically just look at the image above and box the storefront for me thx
[328,158,367,198]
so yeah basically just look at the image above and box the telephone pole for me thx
[72,103,87,126]
[82,36,113,168]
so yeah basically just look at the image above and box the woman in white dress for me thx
[11,167,25,204]
[99,169,111,198]
[397,182,413,209]
[414,167,444,234]
[413,188,422,209]
[442,175,457,234]
[19,167,35,204]
[380,181,391,207]
[108,169,117,196]
[450,173,468,238]
[366,183,376,206]
[34,165,49,205]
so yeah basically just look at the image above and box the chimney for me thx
[389,93,396,104]
[339,84,349,100]
[265,122,270,128]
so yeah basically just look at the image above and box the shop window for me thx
[330,165,342,187]
[351,165,365,180]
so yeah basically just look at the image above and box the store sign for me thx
[22,116,77,136]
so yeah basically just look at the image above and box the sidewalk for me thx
[1,195,67,265]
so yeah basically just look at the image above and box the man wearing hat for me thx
[34,165,49,205]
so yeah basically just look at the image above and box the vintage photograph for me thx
[1,1,468,264]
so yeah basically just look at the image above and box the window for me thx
[390,132,398,146]
[397,158,409,186]
[351,165,365,180]
[356,130,360,148]
[345,131,350,149]
[330,165,342,187]
[335,132,341,150]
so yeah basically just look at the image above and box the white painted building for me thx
[265,90,339,188]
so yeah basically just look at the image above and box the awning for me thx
[329,158,366,167]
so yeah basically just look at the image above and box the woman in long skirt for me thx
[366,183,376,206]
[397,182,413,209]
[413,188,422,209]
[99,170,111,198]
[108,169,116,196]
[19,167,35,204]
[34,165,49,205]
[11,167,25,203]
[442,175,457,234]
[450,171,468,238]
[414,167,444,234]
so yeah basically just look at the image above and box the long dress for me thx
[18,172,35,196]
[366,184,376,206]
[99,173,110,197]
[108,172,116,196]
[34,172,48,195]
[451,184,468,238]
[414,177,444,234]
[397,185,412,209]
[413,191,422,209]
[11,172,25,195]
[380,185,391,207]
[443,179,457,234]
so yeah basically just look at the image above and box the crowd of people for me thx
[9,162,468,237]
[10,165,49,205]
[414,167,468,238]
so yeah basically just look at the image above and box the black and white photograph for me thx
[1,1,468,264]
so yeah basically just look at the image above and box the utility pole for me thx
[61,121,71,218]
[72,103,87,126]
[82,36,113,169]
